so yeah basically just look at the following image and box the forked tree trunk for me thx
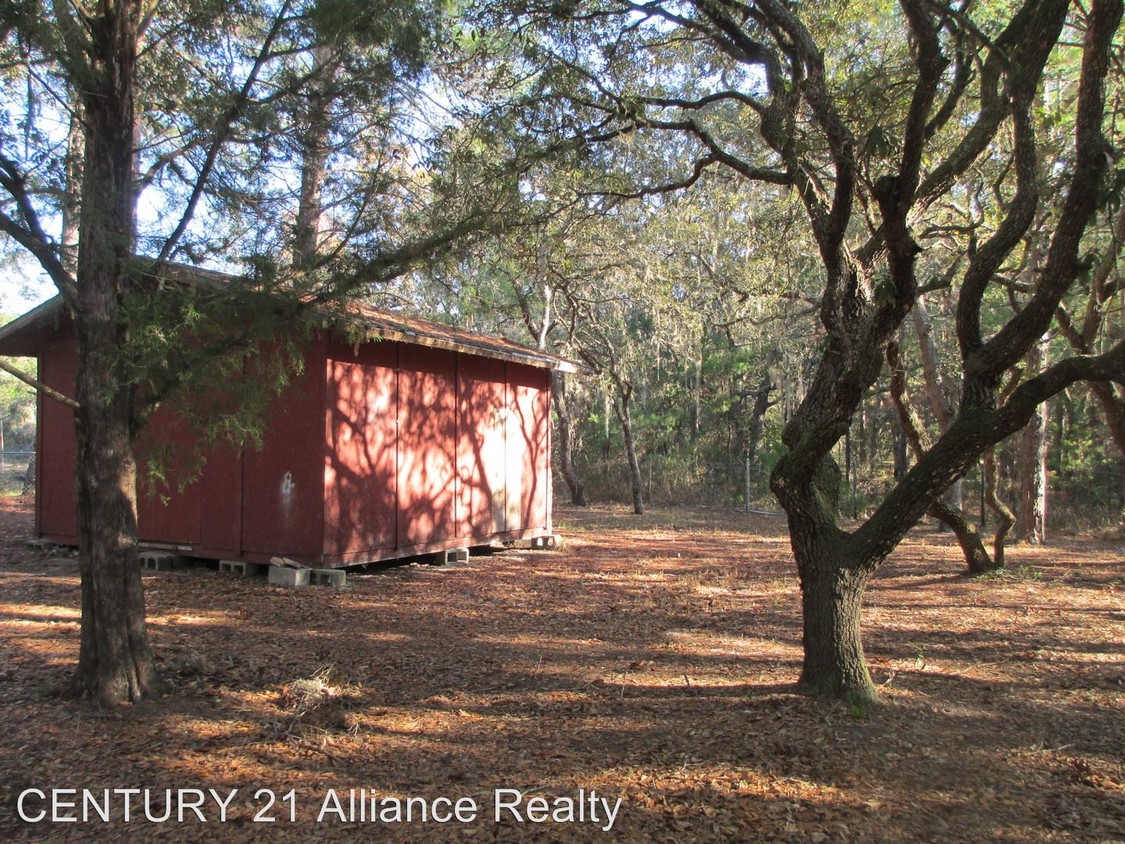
[770,0,1120,708]
[68,0,160,705]
[779,457,878,702]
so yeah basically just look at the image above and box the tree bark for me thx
[887,340,998,573]
[293,45,339,268]
[611,381,644,515]
[912,295,963,518]
[1016,335,1050,543]
[744,369,774,474]
[776,456,878,703]
[68,0,160,705]
[552,372,587,505]
[983,447,1016,568]
[798,560,874,702]
[62,100,84,276]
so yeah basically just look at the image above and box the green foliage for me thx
[118,267,320,494]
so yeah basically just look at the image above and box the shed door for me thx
[397,347,457,547]
[457,356,508,537]
[325,359,398,555]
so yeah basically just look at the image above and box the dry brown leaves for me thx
[0,497,1123,843]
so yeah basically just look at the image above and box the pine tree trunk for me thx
[68,0,160,705]
[72,325,158,704]
[61,100,84,276]
[293,45,338,267]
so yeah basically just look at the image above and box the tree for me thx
[0,0,532,705]
[507,0,1125,702]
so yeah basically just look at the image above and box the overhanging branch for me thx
[0,358,80,410]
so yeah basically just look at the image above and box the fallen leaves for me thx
[0,499,1122,842]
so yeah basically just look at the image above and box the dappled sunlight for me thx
[0,503,1122,841]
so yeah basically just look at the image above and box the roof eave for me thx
[370,325,581,373]
[0,297,66,357]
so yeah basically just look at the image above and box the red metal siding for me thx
[27,322,554,566]
[196,441,243,556]
[396,345,457,547]
[324,340,398,557]
[240,339,327,560]
[135,413,202,546]
[457,355,508,536]
[509,364,551,532]
[37,331,78,543]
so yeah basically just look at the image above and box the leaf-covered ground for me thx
[0,496,1122,843]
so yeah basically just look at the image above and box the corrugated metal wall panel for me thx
[457,355,508,537]
[324,340,398,557]
[240,339,327,560]
[510,364,551,532]
[135,413,202,545]
[396,345,457,548]
[37,331,78,543]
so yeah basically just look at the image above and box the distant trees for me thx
[491,0,1125,704]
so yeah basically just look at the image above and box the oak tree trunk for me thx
[1016,337,1050,544]
[777,457,878,703]
[797,561,874,703]
[612,384,644,515]
[552,372,587,505]
[887,339,998,573]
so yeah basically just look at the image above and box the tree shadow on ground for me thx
[0,504,1122,842]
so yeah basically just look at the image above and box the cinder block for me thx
[139,551,184,571]
[531,535,561,551]
[444,547,470,565]
[309,568,347,587]
[219,560,264,577]
[268,566,309,587]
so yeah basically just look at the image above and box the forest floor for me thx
[0,496,1123,843]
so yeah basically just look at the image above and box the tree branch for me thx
[0,358,80,410]
[150,0,294,270]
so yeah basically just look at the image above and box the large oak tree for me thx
[505,0,1125,702]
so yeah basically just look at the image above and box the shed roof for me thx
[0,263,580,373]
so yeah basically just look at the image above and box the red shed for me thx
[0,288,576,567]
